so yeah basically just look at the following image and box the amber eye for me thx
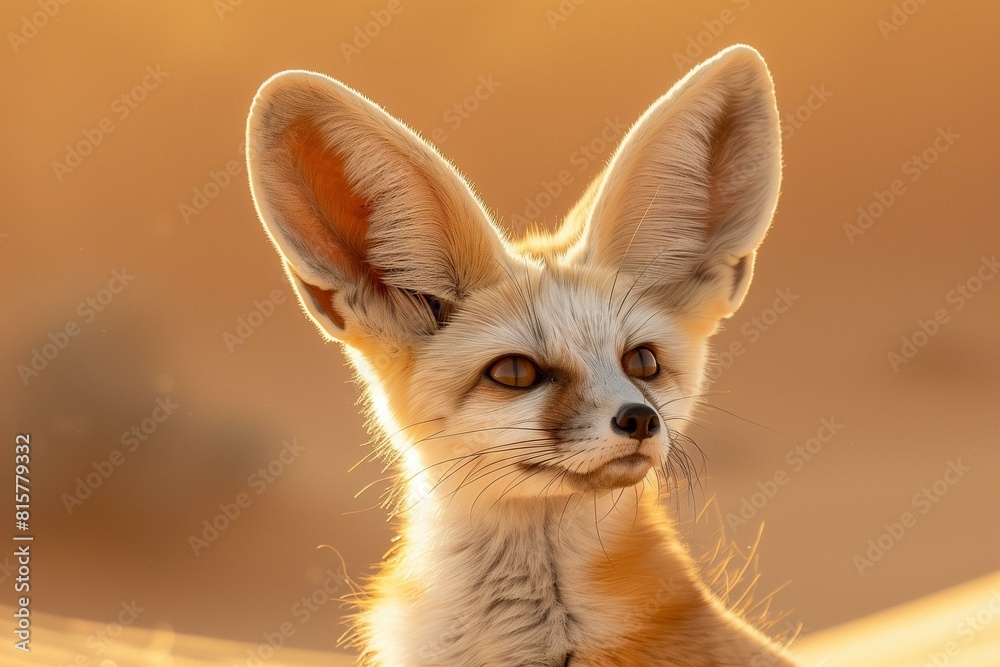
[488,356,539,388]
[622,346,659,379]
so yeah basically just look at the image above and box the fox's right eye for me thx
[487,356,539,388]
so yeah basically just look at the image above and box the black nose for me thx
[611,404,660,440]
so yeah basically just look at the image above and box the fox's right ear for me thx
[246,70,509,344]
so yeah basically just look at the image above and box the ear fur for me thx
[246,70,510,343]
[567,45,782,322]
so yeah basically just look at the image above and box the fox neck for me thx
[402,477,703,592]
[375,476,706,664]
[362,469,793,666]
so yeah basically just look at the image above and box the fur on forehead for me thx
[414,264,696,381]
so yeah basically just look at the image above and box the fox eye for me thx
[488,356,539,388]
[622,346,659,379]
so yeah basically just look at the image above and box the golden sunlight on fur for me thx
[246,45,793,665]
[11,571,1000,666]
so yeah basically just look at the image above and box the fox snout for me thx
[611,403,661,441]
[545,391,671,493]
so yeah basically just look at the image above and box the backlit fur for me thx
[247,45,796,666]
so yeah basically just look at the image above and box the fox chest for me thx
[411,562,674,667]
[405,530,579,666]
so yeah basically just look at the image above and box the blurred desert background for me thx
[2,0,998,664]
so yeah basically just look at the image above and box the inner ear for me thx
[730,255,748,301]
[705,110,739,238]
[280,117,383,288]
[301,279,346,330]
[703,97,776,244]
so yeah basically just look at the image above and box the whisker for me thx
[616,240,675,318]
[521,259,545,340]
[593,492,612,565]
[608,186,661,312]
[351,417,445,471]
[469,452,563,517]
[697,402,777,432]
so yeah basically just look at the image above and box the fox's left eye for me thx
[622,346,659,379]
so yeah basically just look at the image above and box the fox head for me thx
[246,45,781,512]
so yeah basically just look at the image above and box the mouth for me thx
[524,453,654,491]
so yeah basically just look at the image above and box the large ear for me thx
[568,45,782,324]
[246,70,509,344]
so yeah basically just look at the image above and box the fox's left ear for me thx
[570,45,781,324]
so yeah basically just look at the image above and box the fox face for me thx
[400,265,704,504]
[246,45,781,512]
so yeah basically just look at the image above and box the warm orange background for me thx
[2,0,998,660]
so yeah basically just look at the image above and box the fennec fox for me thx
[247,45,796,666]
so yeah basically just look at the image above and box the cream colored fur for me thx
[246,45,795,666]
